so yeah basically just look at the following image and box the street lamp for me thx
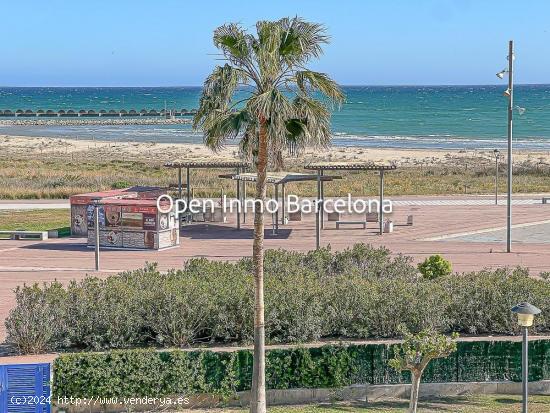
[496,40,514,253]
[511,302,541,413]
[493,149,500,205]
[92,197,101,271]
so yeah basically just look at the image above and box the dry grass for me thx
[1,157,550,200]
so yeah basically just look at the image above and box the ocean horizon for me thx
[1,85,550,150]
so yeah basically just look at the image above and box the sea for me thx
[1,85,550,150]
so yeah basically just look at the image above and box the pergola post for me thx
[236,167,241,230]
[281,183,286,225]
[316,170,321,249]
[178,167,183,226]
[186,167,191,216]
[178,167,182,200]
[243,181,247,224]
[320,170,325,229]
[379,169,385,235]
[274,184,279,234]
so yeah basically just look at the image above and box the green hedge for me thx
[7,244,550,354]
[53,339,550,398]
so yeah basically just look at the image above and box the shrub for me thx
[53,349,240,399]
[444,267,549,335]
[418,254,452,279]
[63,275,145,350]
[5,282,68,354]
[111,180,132,189]
[265,269,325,343]
[53,340,550,399]
[5,244,550,354]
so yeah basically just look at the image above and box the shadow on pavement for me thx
[181,224,292,240]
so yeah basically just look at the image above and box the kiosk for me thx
[86,198,179,250]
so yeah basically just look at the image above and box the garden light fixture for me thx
[511,301,541,413]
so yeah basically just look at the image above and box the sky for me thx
[1,0,549,87]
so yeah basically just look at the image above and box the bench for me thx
[366,212,379,222]
[543,197,550,204]
[0,230,49,240]
[336,221,367,230]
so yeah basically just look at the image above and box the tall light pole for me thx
[496,40,514,253]
[92,197,101,271]
[511,302,541,413]
[494,149,500,205]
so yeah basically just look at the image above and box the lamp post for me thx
[494,149,500,205]
[511,302,541,413]
[92,197,101,271]
[496,40,514,252]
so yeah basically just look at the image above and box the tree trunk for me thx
[409,371,422,413]
[250,119,268,413]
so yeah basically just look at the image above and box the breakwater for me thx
[0,108,196,117]
[0,117,193,127]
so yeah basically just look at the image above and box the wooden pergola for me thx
[220,172,339,233]
[164,160,251,229]
[305,162,398,247]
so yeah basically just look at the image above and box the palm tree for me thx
[194,17,344,413]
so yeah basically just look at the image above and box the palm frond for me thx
[213,23,252,62]
[295,70,345,106]
[193,64,246,129]
[203,110,252,151]
[278,17,328,65]
[255,21,284,83]
[291,96,332,148]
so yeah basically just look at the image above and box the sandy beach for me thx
[2,133,550,168]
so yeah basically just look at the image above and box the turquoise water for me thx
[1,86,550,149]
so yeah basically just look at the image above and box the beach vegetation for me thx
[2,158,550,200]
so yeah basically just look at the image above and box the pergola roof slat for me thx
[220,172,340,185]
[164,160,251,169]
[304,162,397,171]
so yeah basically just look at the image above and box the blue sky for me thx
[1,0,549,86]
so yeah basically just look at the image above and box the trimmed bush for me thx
[6,244,550,354]
[418,254,452,279]
[53,340,550,398]
[53,349,240,399]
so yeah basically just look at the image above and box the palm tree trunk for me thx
[250,119,268,413]
[409,371,422,413]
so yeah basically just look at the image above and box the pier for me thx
[0,108,197,117]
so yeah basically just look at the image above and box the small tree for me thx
[388,329,459,413]
[417,254,452,279]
